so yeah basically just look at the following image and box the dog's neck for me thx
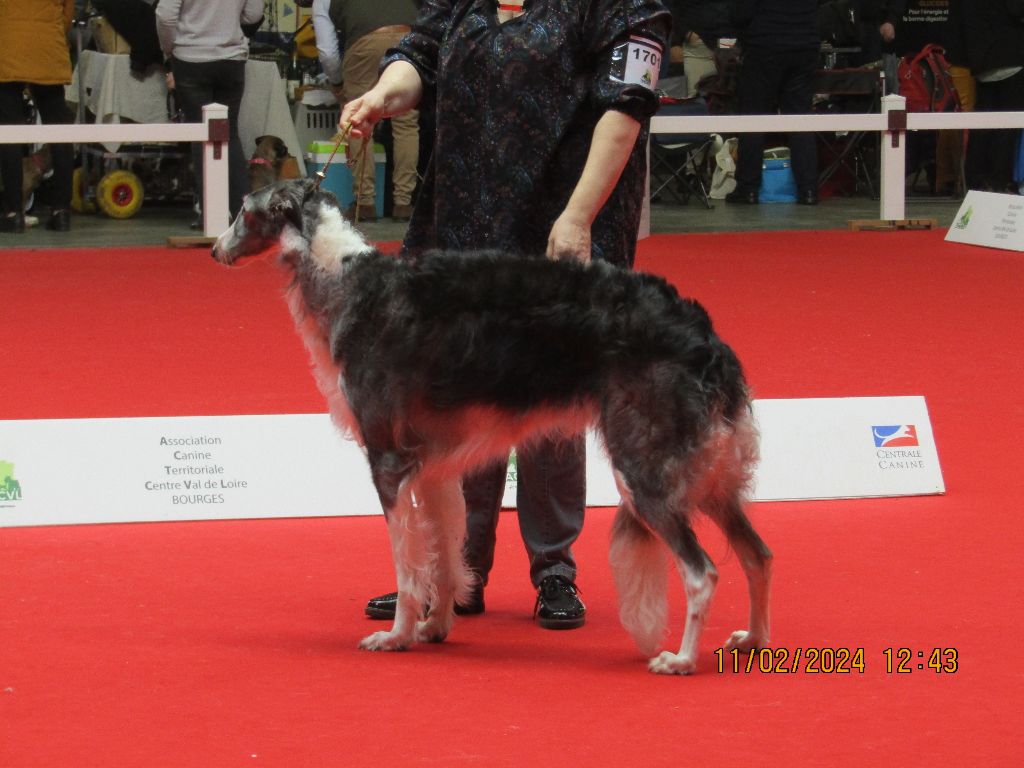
[280,197,374,326]
[305,199,373,274]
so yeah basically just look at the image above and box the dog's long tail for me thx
[609,503,669,657]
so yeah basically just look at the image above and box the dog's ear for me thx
[274,137,289,159]
[254,135,269,148]
[267,181,307,230]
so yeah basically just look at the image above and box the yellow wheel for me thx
[96,169,144,219]
[71,167,96,214]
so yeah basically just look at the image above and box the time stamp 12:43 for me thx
[715,647,959,674]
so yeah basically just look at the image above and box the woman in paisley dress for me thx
[344,0,671,628]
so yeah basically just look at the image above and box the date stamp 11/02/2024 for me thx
[715,647,960,675]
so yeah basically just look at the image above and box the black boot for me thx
[1,211,25,233]
[47,209,71,231]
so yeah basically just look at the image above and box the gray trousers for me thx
[462,434,585,588]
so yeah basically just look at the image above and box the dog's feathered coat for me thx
[213,179,772,674]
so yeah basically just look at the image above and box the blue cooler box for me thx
[759,156,798,203]
[307,141,386,216]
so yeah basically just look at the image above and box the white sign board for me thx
[0,397,943,528]
[945,190,1024,251]
[552,396,944,506]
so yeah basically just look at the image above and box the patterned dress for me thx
[386,0,671,266]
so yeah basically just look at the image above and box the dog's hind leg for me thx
[609,477,669,657]
[414,474,471,644]
[707,495,772,653]
[647,511,719,676]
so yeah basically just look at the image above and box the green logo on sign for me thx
[954,206,973,230]
[0,461,23,502]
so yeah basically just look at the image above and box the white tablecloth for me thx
[66,51,306,175]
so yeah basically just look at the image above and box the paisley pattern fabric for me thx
[386,0,671,266]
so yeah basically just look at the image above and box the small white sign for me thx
[945,190,1024,252]
[1,397,943,528]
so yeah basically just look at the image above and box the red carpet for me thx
[2,232,1023,766]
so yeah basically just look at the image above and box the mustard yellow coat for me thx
[0,0,76,85]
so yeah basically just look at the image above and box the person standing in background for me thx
[311,0,420,222]
[725,0,820,206]
[672,0,735,99]
[155,0,264,222]
[962,0,1024,193]
[0,0,76,234]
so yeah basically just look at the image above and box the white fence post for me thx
[880,94,907,221]
[202,103,231,238]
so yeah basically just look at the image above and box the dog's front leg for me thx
[414,475,470,644]
[360,477,425,652]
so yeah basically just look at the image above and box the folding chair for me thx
[813,68,884,199]
[649,97,715,209]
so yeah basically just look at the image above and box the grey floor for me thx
[0,191,964,250]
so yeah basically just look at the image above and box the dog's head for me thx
[249,135,291,192]
[212,178,372,270]
[213,178,316,266]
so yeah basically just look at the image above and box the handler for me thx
[342,0,671,628]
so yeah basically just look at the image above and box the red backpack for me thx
[897,44,961,113]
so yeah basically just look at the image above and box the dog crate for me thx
[294,103,342,154]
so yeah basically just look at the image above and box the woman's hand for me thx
[547,213,592,264]
[339,88,387,139]
[338,60,423,137]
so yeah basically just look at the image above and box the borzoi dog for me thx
[212,178,772,675]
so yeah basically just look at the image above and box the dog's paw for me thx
[724,630,767,653]
[648,651,697,676]
[415,618,451,644]
[359,630,411,652]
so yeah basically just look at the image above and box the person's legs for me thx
[389,107,419,211]
[778,48,819,198]
[29,84,74,217]
[342,32,396,211]
[171,58,215,215]
[514,436,585,587]
[460,458,508,586]
[210,59,248,216]
[732,47,780,196]
[516,435,587,628]
[0,82,27,222]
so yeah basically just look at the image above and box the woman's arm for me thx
[338,60,424,139]
[546,109,641,263]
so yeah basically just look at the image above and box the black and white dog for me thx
[212,179,772,675]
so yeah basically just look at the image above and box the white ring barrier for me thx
[0,102,230,237]
[647,94,1024,231]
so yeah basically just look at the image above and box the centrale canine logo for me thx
[0,460,23,502]
[872,425,919,448]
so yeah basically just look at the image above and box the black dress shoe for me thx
[1,212,25,233]
[46,209,71,231]
[725,189,759,204]
[534,575,586,629]
[796,190,819,206]
[364,586,486,620]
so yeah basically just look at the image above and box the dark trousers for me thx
[0,82,74,215]
[966,70,1024,193]
[734,46,819,195]
[462,435,585,588]
[171,57,247,217]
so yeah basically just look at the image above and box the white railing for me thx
[0,102,230,237]
[3,94,1023,240]
[648,94,1024,228]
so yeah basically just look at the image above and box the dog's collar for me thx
[249,157,274,167]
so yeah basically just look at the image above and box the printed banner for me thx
[0,397,943,528]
